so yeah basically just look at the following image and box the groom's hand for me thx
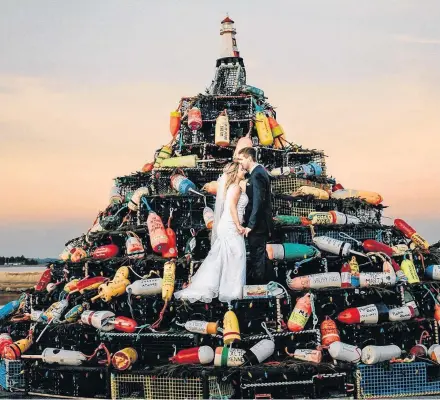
[244,227,251,237]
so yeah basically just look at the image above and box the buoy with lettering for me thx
[170,110,181,137]
[329,211,361,225]
[215,110,230,147]
[394,219,430,250]
[169,346,214,365]
[214,347,246,367]
[312,236,351,257]
[184,320,218,335]
[341,263,352,288]
[35,269,52,292]
[142,198,169,253]
[321,317,340,346]
[359,272,396,287]
[286,348,322,363]
[425,265,440,280]
[0,300,20,321]
[287,272,341,290]
[126,278,162,296]
[361,345,401,365]
[162,211,178,258]
[112,347,138,371]
[328,342,361,363]
[401,259,420,284]
[388,305,415,322]
[254,111,274,146]
[223,310,241,345]
[188,107,203,131]
[64,304,85,323]
[288,293,312,332]
[337,303,389,325]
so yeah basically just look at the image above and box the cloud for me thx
[392,34,440,45]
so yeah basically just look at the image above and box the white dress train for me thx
[174,184,248,303]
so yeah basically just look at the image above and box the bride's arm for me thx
[229,185,245,234]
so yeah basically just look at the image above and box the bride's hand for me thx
[236,225,245,235]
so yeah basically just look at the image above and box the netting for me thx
[357,362,440,398]
[0,360,25,391]
[110,373,234,400]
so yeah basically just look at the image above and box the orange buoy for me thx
[142,162,154,172]
[170,110,181,137]
[267,116,284,138]
[321,316,340,346]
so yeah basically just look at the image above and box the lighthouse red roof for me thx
[221,16,234,24]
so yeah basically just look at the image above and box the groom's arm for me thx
[247,172,267,231]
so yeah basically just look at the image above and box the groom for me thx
[237,147,274,284]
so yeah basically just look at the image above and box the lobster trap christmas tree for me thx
[1,15,440,400]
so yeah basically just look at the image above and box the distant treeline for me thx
[0,256,39,265]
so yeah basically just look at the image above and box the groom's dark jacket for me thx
[244,165,274,236]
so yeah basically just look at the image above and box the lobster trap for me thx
[0,359,25,391]
[271,176,332,196]
[284,149,328,177]
[27,364,110,399]
[110,369,234,400]
[357,362,440,398]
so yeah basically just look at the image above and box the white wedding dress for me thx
[174,181,248,303]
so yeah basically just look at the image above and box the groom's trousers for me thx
[247,231,272,284]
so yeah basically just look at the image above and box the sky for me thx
[0,0,439,257]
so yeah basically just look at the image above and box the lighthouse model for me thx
[0,16,439,400]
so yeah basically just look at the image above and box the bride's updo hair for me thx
[223,162,241,194]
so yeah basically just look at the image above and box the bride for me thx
[174,162,248,303]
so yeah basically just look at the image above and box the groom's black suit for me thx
[243,164,274,284]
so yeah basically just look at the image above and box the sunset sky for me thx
[1,1,439,257]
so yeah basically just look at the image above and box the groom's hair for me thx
[238,147,256,161]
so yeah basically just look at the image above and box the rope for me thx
[99,331,194,338]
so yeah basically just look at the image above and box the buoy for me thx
[214,347,246,367]
[329,211,361,225]
[394,219,429,250]
[0,333,13,355]
[288,349,322,363]
[361,345,401,365]
[254,111,273,146]
[38,348,88,366]
[292,186,330,200]
[92,244,119,260]
[188,107,203,131]
[400,259,420,283]
[359,272,396,287]
[3,337,33,360]
[170,110,181,137]
[321,317,340,346]
[312,236,351,257]
[126,278,162,296]
[244,339,275,365]
[341,263,352,288]
[288,293,312,332]
[128,187,150,212]
[161,155,198,168]
[113,316,138,333]
[331,188,383,205]
[64,304,85,323]
[109,185,124,204]
[162,260,176,302]
[388,306,415,322]
[169,346,214,364]
[71,248,88,262]
[215,110,230,147]
[0,300,21,321]
[162,213,178,258]
[81,310,115,331]
[287,272,341,290]
[337,303,389,325]
[154,144,173,168]
[223,310,241,345]
[266,243,316,261]
[203,207,214,229]
[35,269,52,291]
[112,347,138,371]
[184,320,218,335]
[144,199,169,253]
[126,232,144,259]
[267,116,284,138]
[202,181,218,195]
[425,265,440,280]
[328,342,361,363]
[142,162,154,172]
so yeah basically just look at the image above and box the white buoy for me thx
[126,278,162,296]
[313,236,351,256]
[80,310,115,331]
[328,341,361,363]
[361,345,401,364]
[245,339,275,365]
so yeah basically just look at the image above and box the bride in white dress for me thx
[174,162,248,303]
